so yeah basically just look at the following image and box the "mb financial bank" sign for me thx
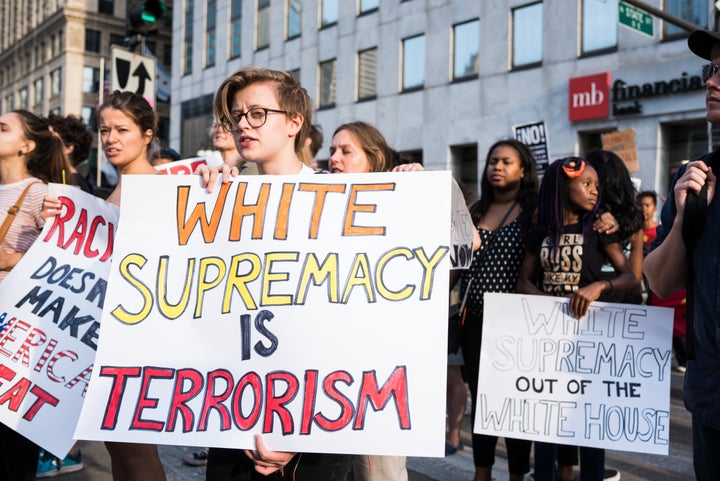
[568,71,704,121]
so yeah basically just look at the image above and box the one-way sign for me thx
[110,45,157,107]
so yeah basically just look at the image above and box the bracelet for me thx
[605,279,613,294]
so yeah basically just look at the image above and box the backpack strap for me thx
[0,181,41,244]
[681,150,720,360]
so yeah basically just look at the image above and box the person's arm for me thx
[644,160,716,297]
[516,250,544,295]
[628,230,644,281]
[0,251,23,271]
[569,242,637,318]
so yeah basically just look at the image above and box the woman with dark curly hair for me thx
[454,138,539,481]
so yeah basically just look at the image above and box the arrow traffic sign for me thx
[110,46,157,107]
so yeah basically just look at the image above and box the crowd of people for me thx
[1,26,719,481]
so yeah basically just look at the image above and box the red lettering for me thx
[23,385,59,420]
[0,319,30,358]
[131,367,174,432]
[0,377,32,411]
[33,338,58,373]
[47,350,78,383]
[300,370,318,435]
[42,196,75,245]
[166,368,204,433]
[12,328,47,367]
[314,370,354,432]
[64,208,88,255]
[0,364,16,384]
[263,371,298,435]
[354,366,410,430]
[231,372,262,431]
[198,369,233,431]
[99,366,141,430]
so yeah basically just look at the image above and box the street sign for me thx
[110,46,157,107]
[619,1,654,38]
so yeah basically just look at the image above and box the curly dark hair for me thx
[586,149,643,243]
[468,139,539,233]
[46,114,93,166]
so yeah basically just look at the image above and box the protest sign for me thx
[0,184,118,457]
[601,129,639,173]
[450,179,474,270]
[513,121,550,174]
[76,171,453,457]
[154,155,224,175]
[475,293,673,455]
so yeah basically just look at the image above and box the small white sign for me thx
[110,46,157,107]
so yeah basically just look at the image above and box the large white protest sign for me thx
[475,293,673,455]
[76,172,452,457]
[0,184,117,457]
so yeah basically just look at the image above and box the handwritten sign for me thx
[76,172,453,456]
[154,156,224,175]
[601,129,639,173]
[0,185,117,457]
[475,293,673,455]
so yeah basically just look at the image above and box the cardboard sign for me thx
[76,172,454,457]
[475,293,673,455]
[154,156,224,175]
[601,129,639,173]
[0,185,118,457]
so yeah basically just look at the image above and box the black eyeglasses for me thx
[220,107,288,132]
[702,64,720,83]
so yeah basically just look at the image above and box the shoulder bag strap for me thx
[0,181,41,244]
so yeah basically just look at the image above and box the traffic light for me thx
[127,0,167,36]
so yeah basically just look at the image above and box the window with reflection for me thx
[184,0,194,74]
[512,2,543,68]
[206,0,216,67]
[358,48,377,100]
[33,78,43,106]
[287,0,301,39]
[664,0,706,38]
[257,0,270,49]
[85,29,101,53]
[230,0,242,58]
[319,59,336,107]
[402,34,425,91]
[82,66,100,93]
[321,0,338,27]
[582,0,617,54]
[453,19,479,80]
[359,0,379,14]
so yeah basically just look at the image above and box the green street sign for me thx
[619,1,654,38]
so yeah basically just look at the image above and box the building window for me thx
[99,0,114,15]
[321,0,338,27]
[287,0,301,39]
[230,0,242,58]
[402,34,425,91]
[318,59,336,108]
[257,0,270,49]
[50,68,62,97]
[357,48,378,101]
[184,0,194,74]
[50,34,56,57]
[5,94,14,111]
[19,87,28,109]
[359,0,379,14]
[451,143,479,201]
[82,106,98,133]
[85,29,101,53]
[110,34,125,48]
[581,0,617,54]
[33,78,44,106]
[664,0,707,38]
[453,19,479,81]
[206,0,216,67]
[289,68,300,81]
[83,66,100,93]
[512,2,543,69]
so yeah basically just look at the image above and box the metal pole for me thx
[621,0,703,33]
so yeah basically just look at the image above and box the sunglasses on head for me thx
[561,157,586,179]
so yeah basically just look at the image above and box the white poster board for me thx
[76,172,453,457]
[154,156,224,175]
[0,185,118,457]
[476,293,673,455]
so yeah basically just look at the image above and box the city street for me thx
[58,371,693,481]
